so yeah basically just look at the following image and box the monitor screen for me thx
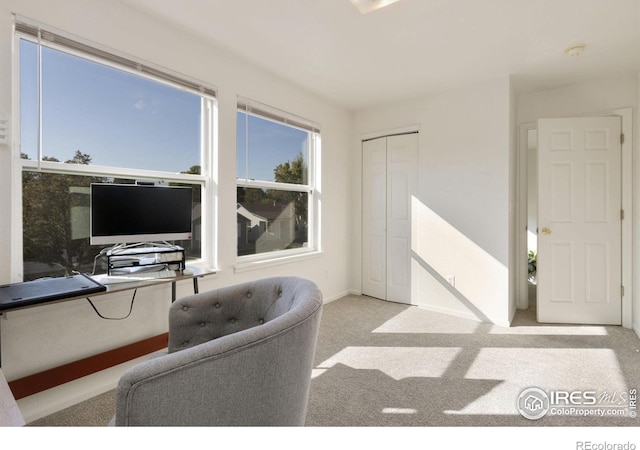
[90,184,193,246]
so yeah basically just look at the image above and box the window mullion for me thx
[21,160,206,184]
[237,179,310,193]
[36,29,42,168]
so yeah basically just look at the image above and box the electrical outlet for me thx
[447,276,455,287]
[324,269,329,279]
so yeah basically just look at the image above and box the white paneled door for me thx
[362,133,418,304]
[537,117,622,324]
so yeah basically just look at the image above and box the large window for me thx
[236,99,319,260]
[15,20,215,281]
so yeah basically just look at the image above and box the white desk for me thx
[0,268,215,399]
[93,267,212,302]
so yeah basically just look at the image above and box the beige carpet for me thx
[29,288,640,427]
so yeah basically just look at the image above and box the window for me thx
[15,19,216,281]
[236,98,320,260]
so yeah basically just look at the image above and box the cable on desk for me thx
[85,289,137,320]
[89,249,109,276]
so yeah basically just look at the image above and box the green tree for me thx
[22,153,206,279]
[237,187,267,204]
[22,151,104,279]
[273,153,306,184]
[271,153,308,243]
[181,165,201,175]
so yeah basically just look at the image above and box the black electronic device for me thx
[90,184,193,246]
[0,274,106,311]
[106,245,186,275]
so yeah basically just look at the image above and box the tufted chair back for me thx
[168,276,307,352]
[113,276,323,426]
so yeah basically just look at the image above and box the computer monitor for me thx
[90,183,193,246]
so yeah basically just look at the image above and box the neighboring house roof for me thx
[238,202,294,221]
[237,203,268,227]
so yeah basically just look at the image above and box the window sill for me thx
[233,250,323,274]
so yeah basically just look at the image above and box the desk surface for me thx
[0,267,215,313]
[99,266,214,292]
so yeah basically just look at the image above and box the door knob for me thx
[541,227,552,235]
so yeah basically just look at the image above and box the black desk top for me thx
[0,274,106,312]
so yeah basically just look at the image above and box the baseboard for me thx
[9,333,168,400]
[323,290,357,304]
[16,352,163,424]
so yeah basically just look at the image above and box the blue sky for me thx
[21,40,200,173]
[20,39,309,182]
[236,112,308,183]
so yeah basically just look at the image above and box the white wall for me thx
[517,75,637,124]
[0,0,352,421]
[636,72,640,335]
[517,74,638,333]
[353,77,514,326]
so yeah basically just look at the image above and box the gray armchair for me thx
[113,276,323,426]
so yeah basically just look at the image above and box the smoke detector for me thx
[565,44,586,57]
[350,0,401,14]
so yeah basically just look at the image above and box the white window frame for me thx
[235,97,321,270]
[10,17,218,282]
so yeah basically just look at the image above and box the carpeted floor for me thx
[28,390,116,427]
[29,287,640,427]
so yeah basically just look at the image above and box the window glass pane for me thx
[22,171,202,281]
[20,39,201,173]
[237,187,308,256]
[236,111,309,183]
[20,40,38,160]
[236,111,247,182]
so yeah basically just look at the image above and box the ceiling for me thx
[117,0,640,111]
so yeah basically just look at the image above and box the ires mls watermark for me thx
[516,387,637,420]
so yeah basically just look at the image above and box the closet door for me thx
[362,137,388,300]
[362,133,418,304]
[386,133,418,303]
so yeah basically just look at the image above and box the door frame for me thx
[516,108,633,328]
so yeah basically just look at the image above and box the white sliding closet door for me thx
[362,133,418,304]
[362,137,388,300]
